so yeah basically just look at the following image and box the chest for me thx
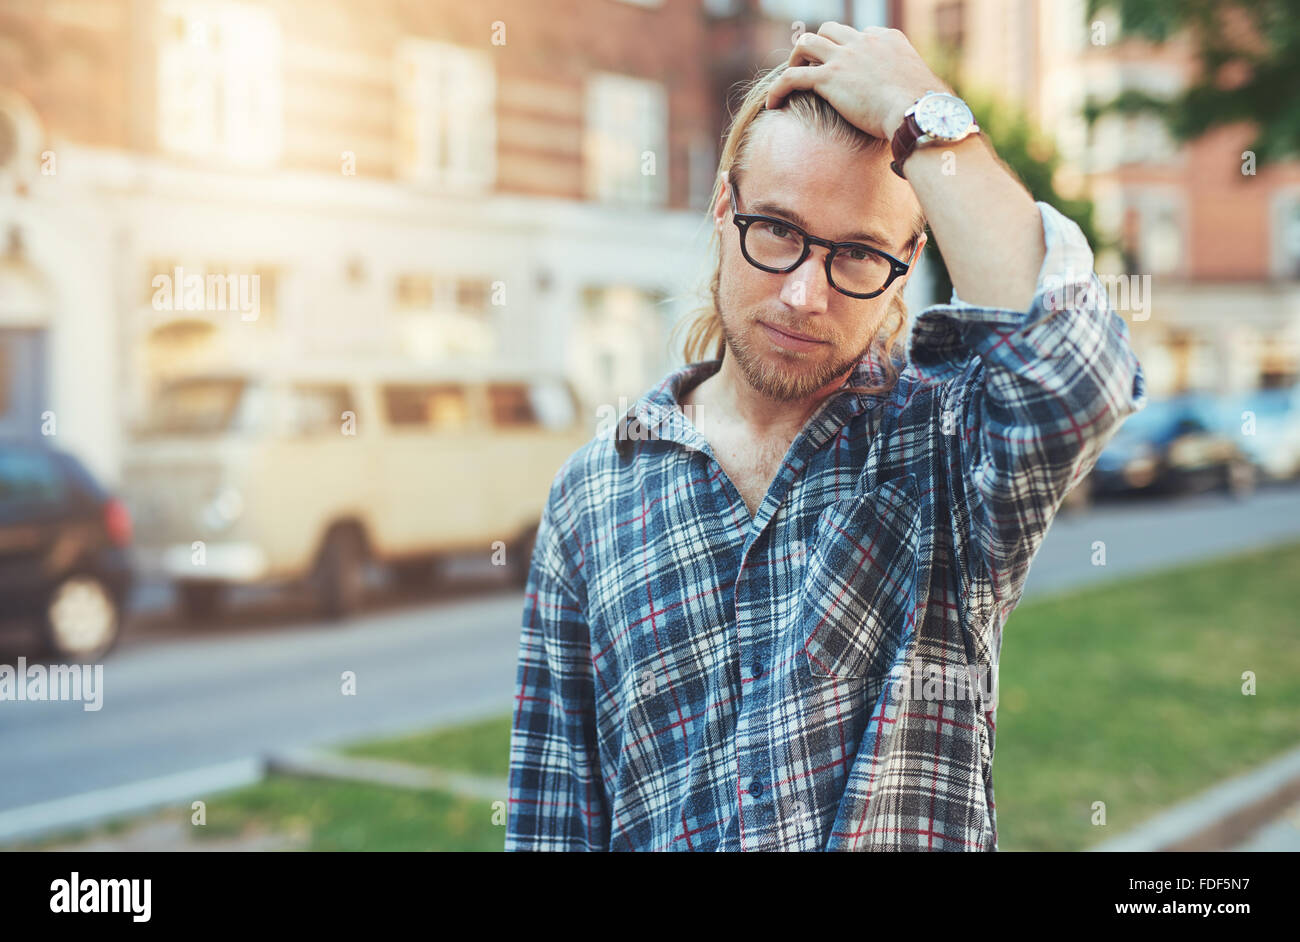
[709,435,797,518]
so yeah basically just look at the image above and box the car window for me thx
[382,384,470,431]
[0,446,67,507]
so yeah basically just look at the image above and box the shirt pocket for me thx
[801,474,922,681]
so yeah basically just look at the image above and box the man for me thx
[506,24,1144,851]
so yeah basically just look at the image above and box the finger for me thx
[816,20,861,43]
[765,64,819,109]
[788,31,838,68]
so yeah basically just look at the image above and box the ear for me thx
[891,231,927,293]
[904,231,927,272]
[713,171,730,233]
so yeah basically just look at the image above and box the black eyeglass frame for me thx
[728,178,919,300]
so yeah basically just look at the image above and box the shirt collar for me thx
[612,353,893,460]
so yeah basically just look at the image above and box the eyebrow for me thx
[749,198,896,252]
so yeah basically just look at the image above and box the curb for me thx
[1089,743,1300,851]
[0,758,265,846]
[0,750,507,847]
[265,749,506,802]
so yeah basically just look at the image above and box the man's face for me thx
[712,113,926,402]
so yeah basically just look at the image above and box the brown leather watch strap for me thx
[890,112,923,180]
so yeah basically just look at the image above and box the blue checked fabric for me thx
[506,201,1146,851]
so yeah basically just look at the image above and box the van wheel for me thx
[391,557,435,592]
[511,526,538,588]
[177,582,225,623]
[42,573,122,661]
[315,527,366,619]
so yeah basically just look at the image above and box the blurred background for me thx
[0,0,1297,852]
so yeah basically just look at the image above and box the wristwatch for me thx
[889,91,980,180]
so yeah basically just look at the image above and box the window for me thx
[157,0,282,165]
[283,384,354,437]
[395,274,435,311]
[382,384,470,430]
[584,73,668,206]
[455,278,491,315]
[1085,65,1183,171]
[935,1,965,51]
[487,384,536,429]
[1139,201,1184,276]
[488,381,575,430]
[1273,193,1300,279]
[702,0,742,16]
[760,0,841,21]
[687,137,716,212]
[140,377,251,436]
[394,274,491,314]
[0,446,65,507]
[852,0,889,28]
[396,39,496,190]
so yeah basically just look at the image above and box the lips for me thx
[761,321,825,343]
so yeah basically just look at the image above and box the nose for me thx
[780,245,832,312]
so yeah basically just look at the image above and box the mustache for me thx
[758,318,834,343]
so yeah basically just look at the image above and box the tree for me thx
[1085,0,1300,166]
[923,84,1105,306]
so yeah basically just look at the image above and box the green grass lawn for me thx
[191,777,504,851]
[186,714,516,851]
[341,713,512,778]
[994,540,1300,850]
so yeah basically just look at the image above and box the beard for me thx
[718,309,875,403]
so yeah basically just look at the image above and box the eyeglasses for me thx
[728,178,918,299]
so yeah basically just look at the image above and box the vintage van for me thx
[121,361,587,620]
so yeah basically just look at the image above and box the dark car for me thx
[0,439,134,660]
[1091,394,1256,498]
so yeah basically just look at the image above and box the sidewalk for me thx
[1090,743,1300,852]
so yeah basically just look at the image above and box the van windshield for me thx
[137,377,256,437]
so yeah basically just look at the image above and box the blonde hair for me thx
[671,62,928,398]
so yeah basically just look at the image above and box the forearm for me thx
[895,125,1045,312]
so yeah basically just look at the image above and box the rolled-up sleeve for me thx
[910,200,1146,606]
[505,479,609,851]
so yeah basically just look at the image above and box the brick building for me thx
[899,0,1300,395]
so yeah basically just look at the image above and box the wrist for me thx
[883,96,916,143]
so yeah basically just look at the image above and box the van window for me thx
[285,384,355,436]
[383,384,470,430]
[139,377,253,436]
[488,380,576,431]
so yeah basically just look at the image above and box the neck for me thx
[699,348,853,437]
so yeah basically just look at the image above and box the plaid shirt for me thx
[506,201,1145,851]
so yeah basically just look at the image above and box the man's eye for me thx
[770,224,793,239]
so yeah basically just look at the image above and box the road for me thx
[2,485,1298,832]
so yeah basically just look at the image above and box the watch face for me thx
[915,94,974,139]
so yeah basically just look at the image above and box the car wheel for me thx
[1225,460,1257,498]
[41,573,122,661]
[315,527,366,619]
[177,582,226,623]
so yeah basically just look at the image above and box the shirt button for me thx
[751,661,763,679]
[749,778,763,798]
